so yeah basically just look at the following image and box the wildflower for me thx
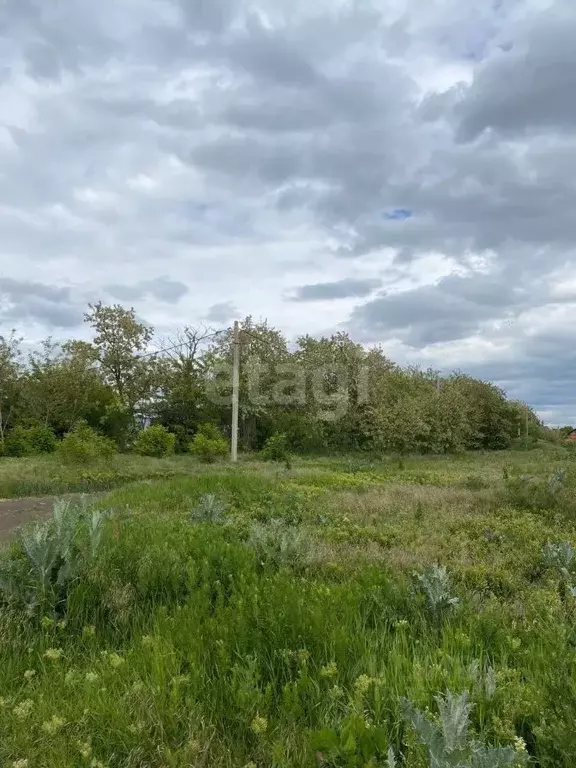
[13,699,34,719]
[42,715,66,734]
[354,674,372,695]
[85,671,99,683]
[41,616,55,630]
[128,722,144,734]
[23,670,36,681]
[131,680,144,693]
[328,685,344,699]
[141,635,154,647]
[65,669,78,685]
[297,650,309,664]
[108,653,124,669]
[320,662,338,679]
[250,715,268,735]
[82,625,96,639]
[77,741,92,759]
[394,619,409,629]
[0,697,6,707]
[90,761,107,768]
[57,620,67,631]
[244,763,257,768]
[12,760,28,768]
[44,648,63,661]
[514,736,527,753]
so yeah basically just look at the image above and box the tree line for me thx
[0,302,548,457]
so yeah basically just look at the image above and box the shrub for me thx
[57,421,117,465]
[133,425,176,458]
[4,425,57,457]
[190,493,227,524]
[189,424,228,463]
[260,432,292,468]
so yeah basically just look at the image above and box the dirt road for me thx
[0,495,86,541]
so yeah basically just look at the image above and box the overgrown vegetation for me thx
[0,304,557,461]
[0,449,575,765]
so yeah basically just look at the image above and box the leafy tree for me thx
[0,332,22,449]
[84,302,156,413]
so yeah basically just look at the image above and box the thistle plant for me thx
[247,518,309,568]
[396,690,526,767]
[416,565,459,616]
[0,498,109,616]
[189,494,227,524]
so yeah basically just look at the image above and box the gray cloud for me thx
[1,0,576,420]
[105,277,189,304]
[0,278,82,328]
[291,278,381,302]
[455,13,576,141]
[348,272,538,347]
[204,301,238,324]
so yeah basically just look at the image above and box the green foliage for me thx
[57,421,117,465]
[415,564,459,616]
[0,499,108,616]
[133,424,176,457]
[260,431,292,468]
[4,424,57,457]
[189,423,229,463]
[400,691,525,767]
[190,493,227,523]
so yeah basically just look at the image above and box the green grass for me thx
[1,448,576,765]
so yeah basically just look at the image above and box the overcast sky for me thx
[1,0,576,424]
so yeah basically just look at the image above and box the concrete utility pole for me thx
[231,320,240,462]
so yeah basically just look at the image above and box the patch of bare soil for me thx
[0,494,96,541]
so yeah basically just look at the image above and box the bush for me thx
[4,425,57,457]
[260,432,292,468]
[189,423,228,463]
[57,421,117,465]
[133,425,176,458]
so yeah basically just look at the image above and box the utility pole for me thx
[231,320,240,462]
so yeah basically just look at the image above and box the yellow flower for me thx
[44,648,63,661]
[13,700,34,719]
[12,760,28,768]
[23,670,36,681]
[108,653,124,669]
[41,715,66,734]
[77,741,92,759]
[41,616,55,630]
[514,736,527,753]
[320,662,338,679]
[354,674,372,695]
[250,715,268,735]
[85,671,99,683]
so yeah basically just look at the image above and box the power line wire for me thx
[138,327,230,360]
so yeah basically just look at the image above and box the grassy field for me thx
[1,447,576,766]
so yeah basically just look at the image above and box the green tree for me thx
[84,302,156,414]
[0,332,22,450]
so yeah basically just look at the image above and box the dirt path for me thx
[0,495,94,541]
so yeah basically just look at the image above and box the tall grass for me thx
[0,450,575,765]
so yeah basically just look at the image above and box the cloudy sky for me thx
[1,0,576,424]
